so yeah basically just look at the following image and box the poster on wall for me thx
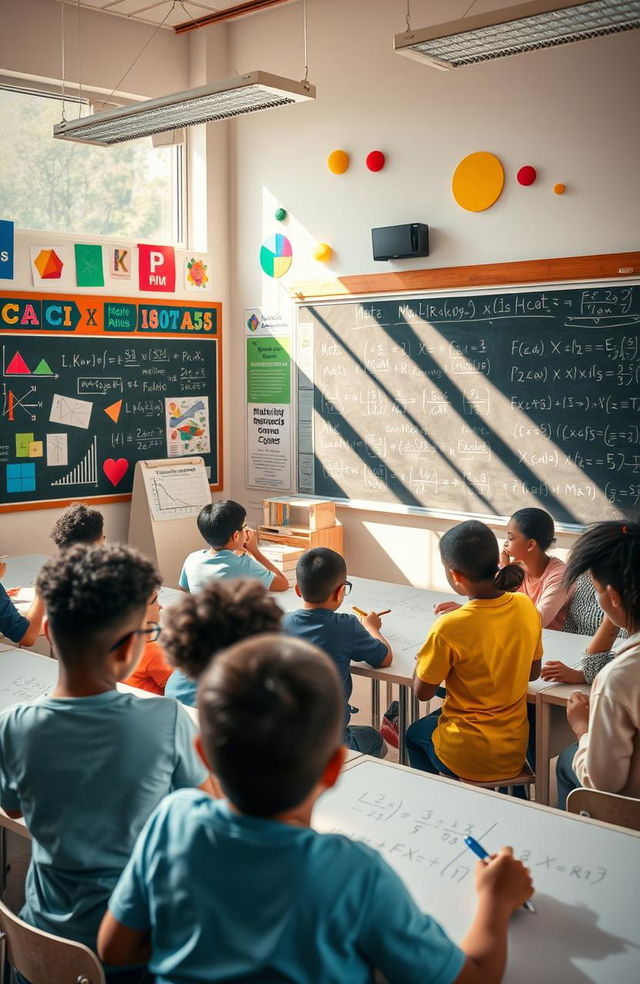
[245,314,292,491]
[0,221,14,280]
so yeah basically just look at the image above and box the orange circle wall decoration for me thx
[452,151,505,212]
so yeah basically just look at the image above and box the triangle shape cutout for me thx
[104,399,123,424]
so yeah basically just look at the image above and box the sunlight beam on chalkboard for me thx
[307,307,495,513]
[391,303,611,523]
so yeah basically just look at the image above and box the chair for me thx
[457,763,536,797]
[0,897,105,984]
[566,788,640,832]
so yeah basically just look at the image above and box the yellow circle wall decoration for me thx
[452,151,505,212]
[328,150,350,174]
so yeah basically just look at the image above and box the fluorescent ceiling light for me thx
[394,1,640,70]
[53,71,315,145]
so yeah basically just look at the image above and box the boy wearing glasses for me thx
[179,500,288,593]
[0,543,211,976]
[283,547,392,757]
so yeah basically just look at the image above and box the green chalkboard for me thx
[297,283,640,525]
[0,292,220,509]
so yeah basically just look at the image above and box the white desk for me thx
[536,681,591,807]
[2,554,50,591]
[314,757,640,984]
[277,578,590,767]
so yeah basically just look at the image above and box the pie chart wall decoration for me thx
[260,234,293,278]
[452,151,505,212]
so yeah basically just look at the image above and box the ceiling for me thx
[57,0,248,29]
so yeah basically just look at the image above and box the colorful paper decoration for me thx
[313,243,332,262]
[366,150,386,172]
[452,152,504,212]
[110,246,132,280]
[33,248,64,279]
[260,234,293,278]
[104,400,123,424]
[327,150,349,174]
[102,457,129,487]
[517,165,537,186]
[138,245,176,292]
[0,220,14,280]
[75,244,104,287]
[274,207,288,222]
[554,183,566,195]
[185,255,209,291]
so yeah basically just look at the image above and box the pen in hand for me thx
[464,836,536,913]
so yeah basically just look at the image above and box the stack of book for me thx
[259,541,304,587]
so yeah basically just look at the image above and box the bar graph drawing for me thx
[51,437,98,487]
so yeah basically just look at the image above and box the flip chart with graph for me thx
[0,290,222,510]
[142,461,212,522]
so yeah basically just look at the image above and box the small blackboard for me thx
[297,283,640,525]
[0,291,221,510]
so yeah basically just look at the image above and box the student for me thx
[99,634,534,984]
[283,547,392,757]
[179,500,288,593]
[49,502,105,549]
[407,521,542,782]
[162,577,283,707]
[0,543,211,979]
[0,557,45,647]
[556,521,640,809]
[122,589,172,695]
[540,612,620,685]
[501,508,573,630]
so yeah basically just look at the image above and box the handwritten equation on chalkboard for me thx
[0,333,219,506]
[297,285,640,524]
[323,787,607,890]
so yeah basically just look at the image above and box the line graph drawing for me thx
[51,437,98,486]
[2,384,39,421]
[145,465,211,522]
[49,393,93,430]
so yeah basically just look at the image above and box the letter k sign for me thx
[138,244,176,292]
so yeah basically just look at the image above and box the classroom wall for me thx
[0,4,231,562]
[225,0,640,588]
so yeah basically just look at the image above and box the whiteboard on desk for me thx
[314,759,640,984]
[0,649,57,710]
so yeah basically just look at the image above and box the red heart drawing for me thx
[103,458,129,487]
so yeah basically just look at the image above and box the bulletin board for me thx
[0,290,222,512]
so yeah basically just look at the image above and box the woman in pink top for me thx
[501,508,573,630]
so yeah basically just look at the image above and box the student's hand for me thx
[0,561,6,580]
[243,528,258,555]
[540,661,584,684]
[567,691,590,737]
[475,846,533,915]
[363,612,382,633]
[434,601,461,615]
[500,542,511,568]
[7,586,20,598]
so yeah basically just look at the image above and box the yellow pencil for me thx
[376,609,391,616]
[352,606,367,617]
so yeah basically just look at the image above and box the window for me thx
[0,86,184,245]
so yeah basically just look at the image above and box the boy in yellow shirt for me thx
[407,520,542,783]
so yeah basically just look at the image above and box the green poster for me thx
[246,336,291,403]
[74,244,104,287]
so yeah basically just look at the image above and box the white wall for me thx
[225,0,640,587]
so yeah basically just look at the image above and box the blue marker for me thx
[464,836,536,913]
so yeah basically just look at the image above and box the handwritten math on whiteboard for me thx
[314,760,640,984]
[0,292,222,509]
[297,284,640,524]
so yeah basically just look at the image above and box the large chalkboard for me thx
[296,283,640,525]
[0,292,221,509]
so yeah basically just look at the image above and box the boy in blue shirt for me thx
[49,502,105,549]
[0,543,211,982]
[179,499,288,592]
[0,555,44,647]
[283,547,392,757]
[99,634,534,984]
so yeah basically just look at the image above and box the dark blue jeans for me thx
[556,741,581,810]
[17,968,153,984]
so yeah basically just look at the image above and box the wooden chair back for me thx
[0,897,105,984]
[566,788,640,832]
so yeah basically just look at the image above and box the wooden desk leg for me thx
[536,694,551,807]
[371,679,381,730]
[398,686,409,766]
[386,681,393,710]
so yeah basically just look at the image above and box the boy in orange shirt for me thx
[407,520,542,783]
[122,590,172,695]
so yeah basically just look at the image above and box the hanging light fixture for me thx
[53,0,315,145]
[394,1,640,71]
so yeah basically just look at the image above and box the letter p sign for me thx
[138,244,176,292]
